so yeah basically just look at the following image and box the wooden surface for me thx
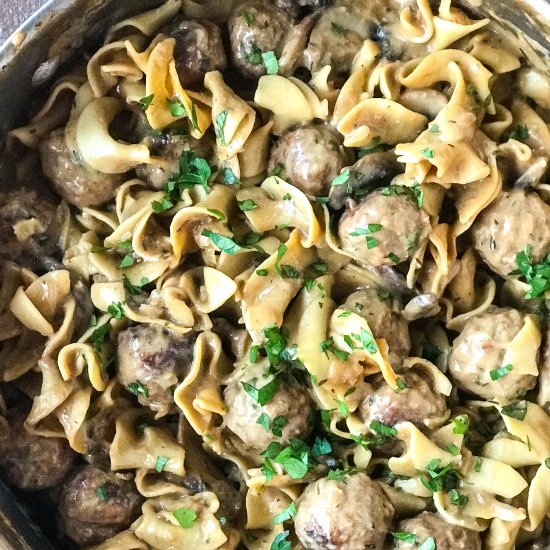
[0,0,48,44]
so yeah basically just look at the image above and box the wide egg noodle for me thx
[5,0,550,547]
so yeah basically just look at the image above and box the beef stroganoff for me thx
[1,0,550,548]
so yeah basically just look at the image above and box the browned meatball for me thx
[342,288,410,369]
[0,408,75,491]
[228,0,292,79]
[161,18,227,89]
[117,325,195,417]
[39,129,124,208]
[0,187,60,260]
[360,371,449,430]
[449,308,538,401]
[294,473,394,550]
[303,6,368,77]
[392,512,481,550]
[57,465,143,546]
[472,189,550,278]
[223,364,312,451]
[268,123,351,196]
[136,132,214,190]
[338,189,431,267]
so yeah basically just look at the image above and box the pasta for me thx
[2,0,550,549]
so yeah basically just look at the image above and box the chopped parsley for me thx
[331,169,351,187]
[505,124,530,142]
[545,457,550,469]
[387,252,400,264]
[123,275,148,296]
[352,328,378,354]
[155,455,169,473]
[207,208,225,221]
[422,341,441,363]
[272,415,287,437]
[238,199,258,212]
[119,255,135,269]
[369,420,397,437]
[418,537,436,550]
[510,246,550,299]
[96,485,108,502]
[446,443,460,456]
[420,458,462,493]
[327,467,357,481]
[250,345,260,363]
[107,302,124,320]
[243,11,255,26]
[450,488,469,506]
[490,364,513,381]
[382,183,424,208]
[214,109,229,146]
[320,337,350,361]
[247,44,263,65]
[173,507,196,529]
[377,290,390,301]
[395,377,408,392]
[273,502,296,525]
[262,51,279,75]
[256,269,269,277]
[151,196,174,213]
[167,98,186,117]
[475,457,482,472]
[335,399,349,417]
[165,151,212,199]
[391,532,417,544]
[138,94,154,111]
[358,136,385,157]
[128,380,149,398]
[89,322,112,353]
[452,415,470,435]
[257,412,270,432]
[311,436,332,456]
[309,261,328,274]
[262,438,312,480]
[201,229,242,255]
[420,147,434,159]
[429,123,440,133]
[242,376,281,406]
[223,167,241,185]
[501,400,527,421]
[270,531,291,550]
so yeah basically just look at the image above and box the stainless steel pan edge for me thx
[0,0,548,548]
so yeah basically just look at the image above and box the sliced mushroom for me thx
[328,151,402,210]
[403,293,441,321]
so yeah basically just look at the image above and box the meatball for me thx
[343,288,410,368]
[0,408,75,491]
[57,465,143,546]
[392,512,481,550]
[0,187,59,261]
[360,371,449,430]
[161,18,227,89]
[338,189,431,266]
[228,0,292,79]
[223,364,312,451]
[268,123,350,196]
[303,6,367,77]
[117,325,195,417]
[294,473,393,550]
[448,308,538,401]
[472,189,550,278]
[39,129,124,208]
